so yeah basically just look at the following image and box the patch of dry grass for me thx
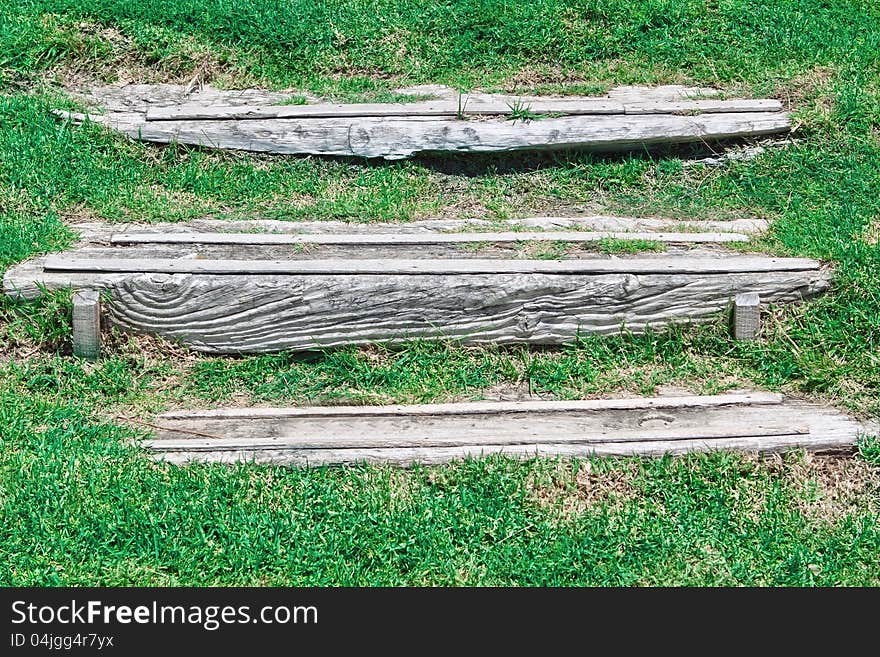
[776,451,880,524]
[528,460,640,516]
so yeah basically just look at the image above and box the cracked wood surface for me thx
[143,394,864,466]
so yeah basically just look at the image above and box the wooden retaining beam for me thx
[142,393,865,466]
[2,220,827,354]
[25,254,827,353]
[57,84,788,160]
[1,216,773,302]
[61,110,791,160]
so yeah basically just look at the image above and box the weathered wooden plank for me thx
[144,394,863,466]
[109,230,751,246]
[144,98,782,121]
[72,289,101,360]
[153,402,811,446]
[74,215,771,242]
[158,392,784,420]
[43,255,820,275]
[64,110,791,159]
[622,99,781,114]
[732,292,761,340]
[605,85,721,101]
[63,243,666,263]
[151,434,854,466]
[144,398,863,467]
[3,257,131,301]
[99,268,828,352]
[145,99,621,121]
[179,216,770,235]
[11,248,808,301]
[146,424,808,451]
[151,399,832,443]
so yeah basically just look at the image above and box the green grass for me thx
[1,0,879,586]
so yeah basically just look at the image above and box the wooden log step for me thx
[62,110,790,160]
[59,217,768,256]
[145,98,783,122]
[147,425,809,451]
[98,270,826,352]
[2,216,827,354]
[42,243,716,264]
[157,392,784,419]
[5,249,829,352]
[141,393,864,466]
[42,255,820,275]
[102,216,769,237]
[109,230,752,246]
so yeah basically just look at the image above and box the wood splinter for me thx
[72,289,102,360]
[732,292,761,341]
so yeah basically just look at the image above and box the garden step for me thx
[55,84,788,160]
[140,392,866,467]
[3,219,829,354]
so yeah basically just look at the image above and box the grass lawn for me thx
[1,0,878,585]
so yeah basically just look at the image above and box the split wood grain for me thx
[99,268,828,352]
[143,396,863,466]
[43,255,820,275]
[157,392,784,419]
[150,435,853,466]
[145,98,783,121]
[62,110,791,159]
[114,216,770,236]
[109,230,752,246]
[145,424,809,451]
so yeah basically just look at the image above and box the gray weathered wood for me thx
[53,243,698,264]
[72,289,101,360]
[3,256,131,301]
[158,391,783,419]
[43,255,820,275]
[144,98,782,121]
[605,85,721,101]
[75,83,724,115]
[142,395,864,466]
[61,110,790,160]
[732,292,761,340]
[151,435,855,466]
[98,268,827,352]
[68,216,770,248]
[146,424,808,451]
[109,230,752,246]
[106,216,770,237]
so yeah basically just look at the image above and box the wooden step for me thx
[141,393,864,467]
[97,215,771,236]
[109,230,753,246]
[57,85,788,160]
[3,220,829,353]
